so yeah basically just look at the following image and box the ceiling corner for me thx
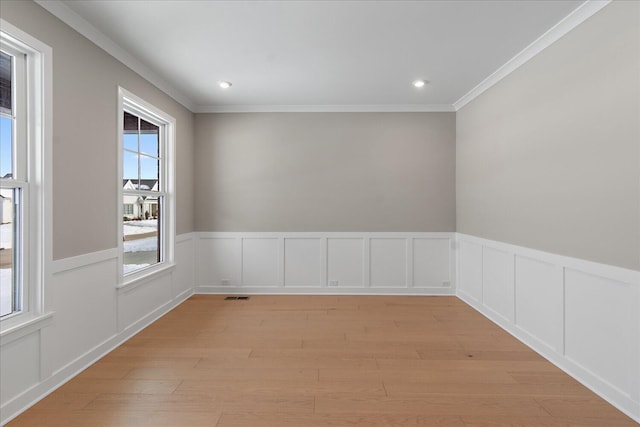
[453,0,611,111]
[34,0,197,112]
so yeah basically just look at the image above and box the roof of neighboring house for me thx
[123,179,158,191]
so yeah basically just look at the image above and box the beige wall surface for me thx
[456,1,640,270]
[195,112,456,232]
[2,1,195,260]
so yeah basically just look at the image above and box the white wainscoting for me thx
[0,233,196,425]
[196,232,456,295]
[3,230,638,424]
[456,233,640,423]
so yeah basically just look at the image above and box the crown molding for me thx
[453,0,611,111]
[32,0,452,115]
[194,104,456,113]
[35,0,609,115]
[34,0,196,112]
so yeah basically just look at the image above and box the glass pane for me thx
[139,132,158,157]
[140,154,158,182]
[0,116,12,178]
[123,203,134,216]
[140,118,158,132]
[123,133,138,152]
[123,112,138,132]
[123,195,161,275]
[122,150,138,183]
[0,52,11,115]
[0,188,18,317]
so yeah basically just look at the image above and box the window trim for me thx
[0,19,52,334]
[117,87,175,288]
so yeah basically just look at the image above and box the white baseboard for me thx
[196,285,454,296]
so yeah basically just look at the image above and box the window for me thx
[119,88,174,281]
[0,46,23,318]
[0,21,50,325]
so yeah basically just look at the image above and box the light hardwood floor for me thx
[8,295,637,426]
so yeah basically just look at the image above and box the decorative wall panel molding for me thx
[0,234,196,425]
[196,232,456,295]
[456,233,640,423]
[3,231,638,424]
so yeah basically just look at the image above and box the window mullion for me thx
[0,179,27,189]
[123,190,164,197]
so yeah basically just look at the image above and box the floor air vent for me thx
[224,296,250,300]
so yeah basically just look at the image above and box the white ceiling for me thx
[52,0,589,112]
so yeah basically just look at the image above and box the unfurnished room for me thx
[0,0,638,425]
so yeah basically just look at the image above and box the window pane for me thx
[0,188,18,317]
[0,52,11,115]
[139,132,158,157]
[123,150,138,183]
[140,118,158,132]
[123,195,161,274]
[123,111,138,131]
[123,133,138,152]
[140,154,158,182]
[121,106,165,278]
[0,116,12,178]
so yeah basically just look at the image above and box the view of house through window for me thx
[122,111,163,275]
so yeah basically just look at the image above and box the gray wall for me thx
[5,1,637,269]
[195,112,456,232]
[2,1,195,260]
[456,1,639,270]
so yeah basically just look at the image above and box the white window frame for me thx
[0,20,52,336]
[0,44,27,320]
[117,87,175,288]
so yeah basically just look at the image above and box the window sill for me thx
[117,262,176,294]
[0,312,54,346]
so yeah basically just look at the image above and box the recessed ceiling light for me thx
[218,81,232,89]
[413,79,427,88]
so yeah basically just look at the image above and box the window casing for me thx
[118,88,174,284]
[0,21,50,328]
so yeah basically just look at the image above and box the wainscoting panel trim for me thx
[456,233,640,423]
[195,232,457,295]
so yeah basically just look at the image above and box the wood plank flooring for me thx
[8,295,637,426]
